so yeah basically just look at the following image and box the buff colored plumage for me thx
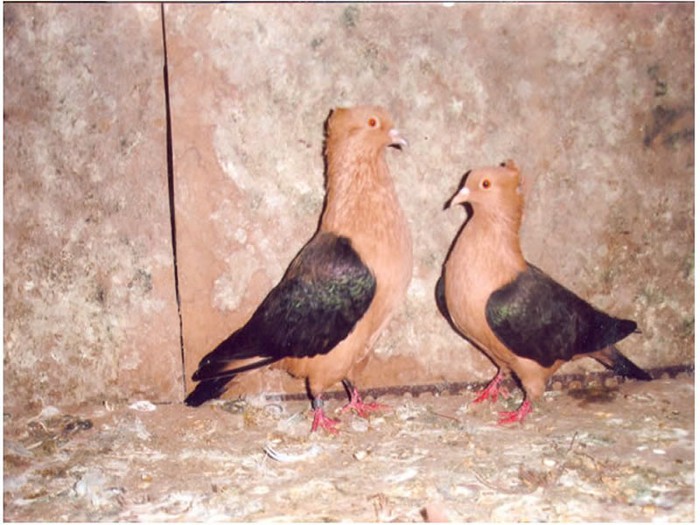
[185,106,413,433]
[442,160,650,424]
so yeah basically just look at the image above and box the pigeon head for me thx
[325,106,407,154]
[448,160,522,210]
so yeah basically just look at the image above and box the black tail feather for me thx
[189,327,265,382]
[596,345,652,381]
[193,356,280,382]
[186,330,280,406]
[435,272,450,321]
[184,377,234,407]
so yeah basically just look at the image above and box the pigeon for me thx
[185,106,413,433]
[442,160,651,423]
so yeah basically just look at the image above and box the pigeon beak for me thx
[388,128,408,150]
[446,186,470,209]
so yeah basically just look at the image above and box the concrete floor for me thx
[3,372,694,522]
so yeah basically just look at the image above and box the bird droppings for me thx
[3,374,693,522]
[128,400,157,412]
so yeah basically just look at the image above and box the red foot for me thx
[311,407,340,434]
[497,399,532,425]
[341,388,389,419]
[472,372,511,404]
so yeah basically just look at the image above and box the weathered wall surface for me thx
[3,4,182,409]
[167,2,693,399]
[4,3,693,409]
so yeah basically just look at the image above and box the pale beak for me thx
[388,128,409,150]
[447,186,470,208]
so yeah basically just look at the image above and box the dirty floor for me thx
[3,373,694,522]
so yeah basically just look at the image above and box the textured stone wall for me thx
[4,3,693,409]
[166,2,693,398]
[4,4,182,409]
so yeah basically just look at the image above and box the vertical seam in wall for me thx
[161,3,187,396]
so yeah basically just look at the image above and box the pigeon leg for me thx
[340,379,389,418]
[472,371,510,404]
[310,397,340,434]
[497,399,532,425]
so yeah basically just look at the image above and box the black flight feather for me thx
[184,232,376,407]
[486,264,639,368]
[594,345,652,381]
[184,376,235,407]
[434,271,450,322]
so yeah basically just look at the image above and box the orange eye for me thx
[481,179,491,189]
[368,117,379,128]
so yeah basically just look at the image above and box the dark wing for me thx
[434,269,465,336]
[486,264,637,367]
[434,270,450,322]
[189,232,376,383]
[252,231,376,358]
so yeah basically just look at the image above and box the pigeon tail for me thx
[184,376,234,407]
[595,345,652,381]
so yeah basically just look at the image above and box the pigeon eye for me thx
[367,117,380,128]
[481,179,491,189]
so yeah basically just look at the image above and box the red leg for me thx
[310,397,340,434]
[340,379,389,418]
[472,371,511,404]
[497,399,532,425]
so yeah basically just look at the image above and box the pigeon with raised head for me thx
[185,106,413,433]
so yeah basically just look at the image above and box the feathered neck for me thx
[320,140,396,232]
[459,193,527,281]
[473,191,524,241]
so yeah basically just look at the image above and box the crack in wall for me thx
[160,3,187,396]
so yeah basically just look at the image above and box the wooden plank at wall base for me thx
[3,4,183,409]
[166,4,694,404]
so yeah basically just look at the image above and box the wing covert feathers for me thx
[486,264,638,367]
[185,233,375,406]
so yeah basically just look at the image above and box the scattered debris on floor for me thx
[3,373,694,521]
